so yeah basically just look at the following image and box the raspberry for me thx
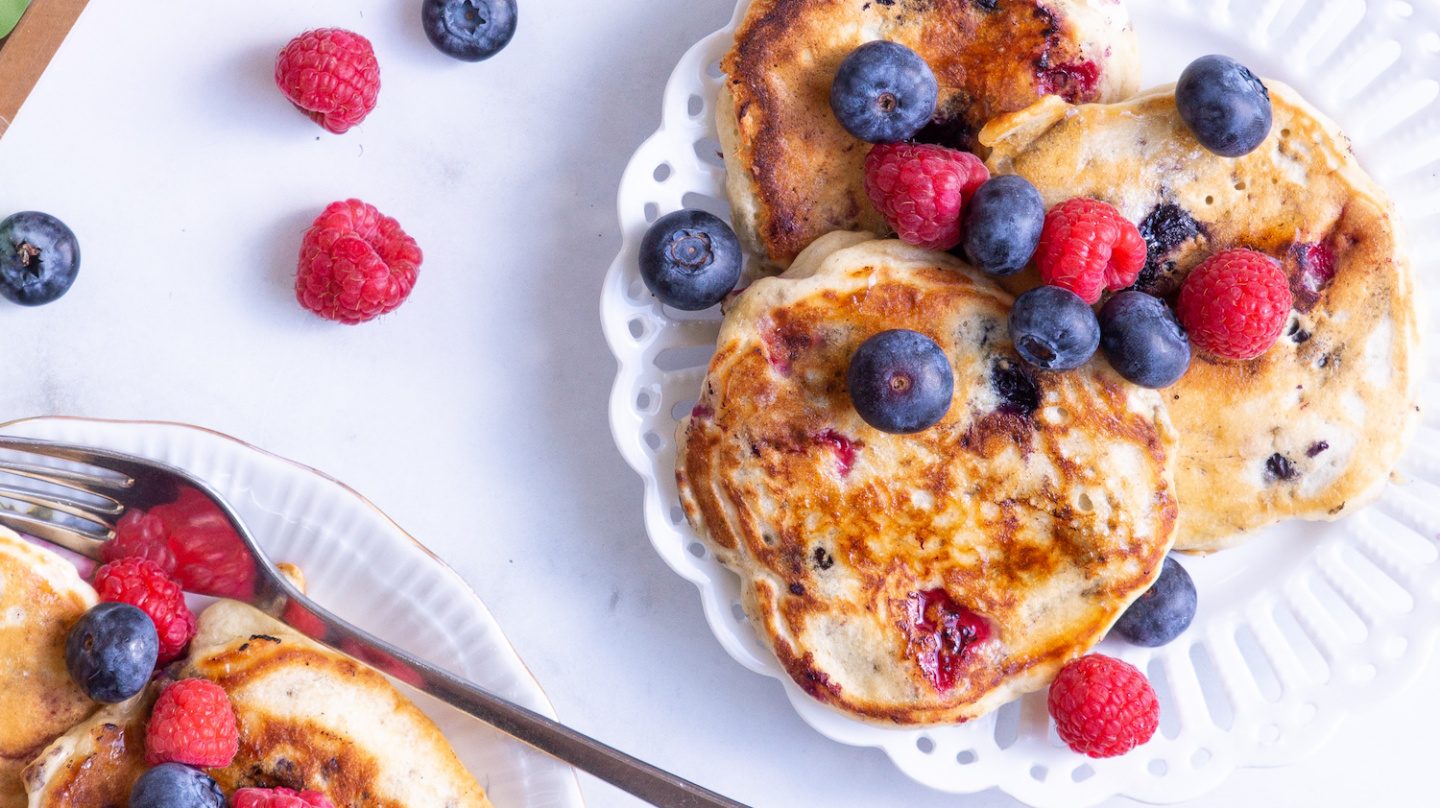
[1048,654,1159,758]
[1177,248,1293,360]
[102,493,257,601]
[232,787,336,808]
[275,29,380,134]
[1036,198,1147,304]
[146,679,239,768]
[103,510,176,573]
[863,143,989,251]
[297,199,423,324]
[93,558,197,664]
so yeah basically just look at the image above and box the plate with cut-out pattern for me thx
[0,417,586,808]
[601,1,1440,805]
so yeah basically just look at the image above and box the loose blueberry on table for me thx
[830,41,938,144]
[65,601,159,703]
[0,210,80,306]
[1008,285,1101,372]
[846,329,954,434]
[1099,290,1192,389]
[961,174,1045,277]
[1112,555,1198,647]
[422,0,518,62]
[638,209,742,311]
[130,762,227,808]
[1176,54,1273,158]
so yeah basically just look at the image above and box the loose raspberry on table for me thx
[863,143,989,251]
[1177,248,1293,360]
[93,557,197,665]
[1048,654,1159,758]
[297,199,422,324]
[275,28,381,134]
[146,679,239,768]
[232,787,336,808]
[1036,198,1147,304]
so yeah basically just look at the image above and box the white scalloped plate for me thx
[0,416,585,808]
[601,0,1440,805]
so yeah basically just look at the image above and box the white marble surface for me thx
[0,1,1434,806]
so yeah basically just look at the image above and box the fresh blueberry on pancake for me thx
[846,329,954,434]
[1176,55,1273,158]
[961,174,1045,277]
[65,603,158,704]
[1008,285,1099,371]
[829,41,938,143]
[1099,291,1192,389]
[129,762,225,808]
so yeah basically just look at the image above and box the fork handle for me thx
[321,621,748,808]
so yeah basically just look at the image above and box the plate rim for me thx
[0,414,588,808]
[599,0,1440,804]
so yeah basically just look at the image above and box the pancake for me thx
[23,686,155,808]
[0,527,96,808]
[23,600,493,808]
[185,601,492,807]
[676,232,1180,724]
[980,82,1422,552]
[719,0,1141,269]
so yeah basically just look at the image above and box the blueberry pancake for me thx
[0,528,96,808]
[718,0,1140,269]
[25,599,494,807]
[981,83,1422,552]
[676,233,1179,724]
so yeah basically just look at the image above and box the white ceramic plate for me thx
[601,1,1440,805]
[0,416,585,808]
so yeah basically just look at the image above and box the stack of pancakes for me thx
[680,0,1420,725]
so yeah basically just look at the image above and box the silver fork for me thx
[0,436,746,808]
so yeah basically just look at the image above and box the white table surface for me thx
[0,1,1433,806]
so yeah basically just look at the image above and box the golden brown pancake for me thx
[0,527,96,808]
[24,600,493,807]
[185,601,492,807]
[719,0,1141,268]
[23,686,155,808]
[677,233,1179,724]
[980,83,1421,552]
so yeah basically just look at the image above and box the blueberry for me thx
[1176,55,1272,158]
[65,602,158,703]
[961,175,1045,277]
[1008,286,1100,371]
[847,329,954,434]
[130,763,226,808]
[422,0,517,62]
[1099,291,1192,388]
[830,41,938,143]
[1113,556,1197,647]
[638,209,742,311]
[0,211,80,306]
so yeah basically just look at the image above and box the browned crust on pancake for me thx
[723,0,1138,266]
[677,236,1178,723]
[26,688,155,808]
[0,536,96,808]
